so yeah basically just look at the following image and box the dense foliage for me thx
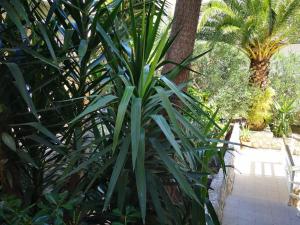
[190,42,253,120]
[247,87,275,130]
[270,52,300,108]
[0,1,228,224]
[190,41,300,132]
[199,0,300,88]
[269,52,300,134]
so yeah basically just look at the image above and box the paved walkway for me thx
[222,148,300,225]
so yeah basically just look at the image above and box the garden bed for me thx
[239,125,300,154]
[241,129,283,150]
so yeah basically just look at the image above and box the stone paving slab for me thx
[222,148,300,225]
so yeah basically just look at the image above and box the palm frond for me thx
[199,0,300,60]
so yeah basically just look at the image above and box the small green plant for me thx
[240,125,251,142]
[0,191,81,225]
[247,87,275,130]
[111,206,141,225]
[0,195,34,225]
[271,99,295,137]
[37,191,82,225]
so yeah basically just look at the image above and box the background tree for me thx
[163,0,203,85]
[199,0,300,89]
[189,42,253,120]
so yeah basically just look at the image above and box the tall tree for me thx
[199,0,300,89]
[163,0,203,85]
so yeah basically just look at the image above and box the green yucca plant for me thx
[0,0,228,224]
[271,98,295,137]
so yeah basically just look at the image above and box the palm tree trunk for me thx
[162,0,202,85]
[247,58,274,131]
[249,58,270,89]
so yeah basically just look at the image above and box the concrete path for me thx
[222,148,300,225]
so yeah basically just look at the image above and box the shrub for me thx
[247,87,275,130]
[270,53,300,100]
[270,52,300,125]
[190,42,253,120]
[0,192,81,225]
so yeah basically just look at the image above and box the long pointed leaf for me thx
[1,132,16,152]
[151,115,184,160]
[70,95,117,123]
[150,139,198,202]
[135,128,146,223]
[131,97,142,169]
[6,63,38,119]
[37,22,57,62]
[112,86,134,152]
[103,137,130,210]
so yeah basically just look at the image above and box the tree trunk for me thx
[162,0,202,85]
[247,58,274,131]
[249,58,270,89]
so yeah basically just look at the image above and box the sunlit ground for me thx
[223,148,300,225]
[235,148,286,177]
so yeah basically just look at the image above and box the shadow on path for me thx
[222,148,299,225]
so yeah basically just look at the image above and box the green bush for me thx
[190,42,253,120]
[270,52,300,125]
[0,192,81,225]
[270,53,300,100]
[247,87,275,130]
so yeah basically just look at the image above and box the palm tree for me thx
[199,0,300,89]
